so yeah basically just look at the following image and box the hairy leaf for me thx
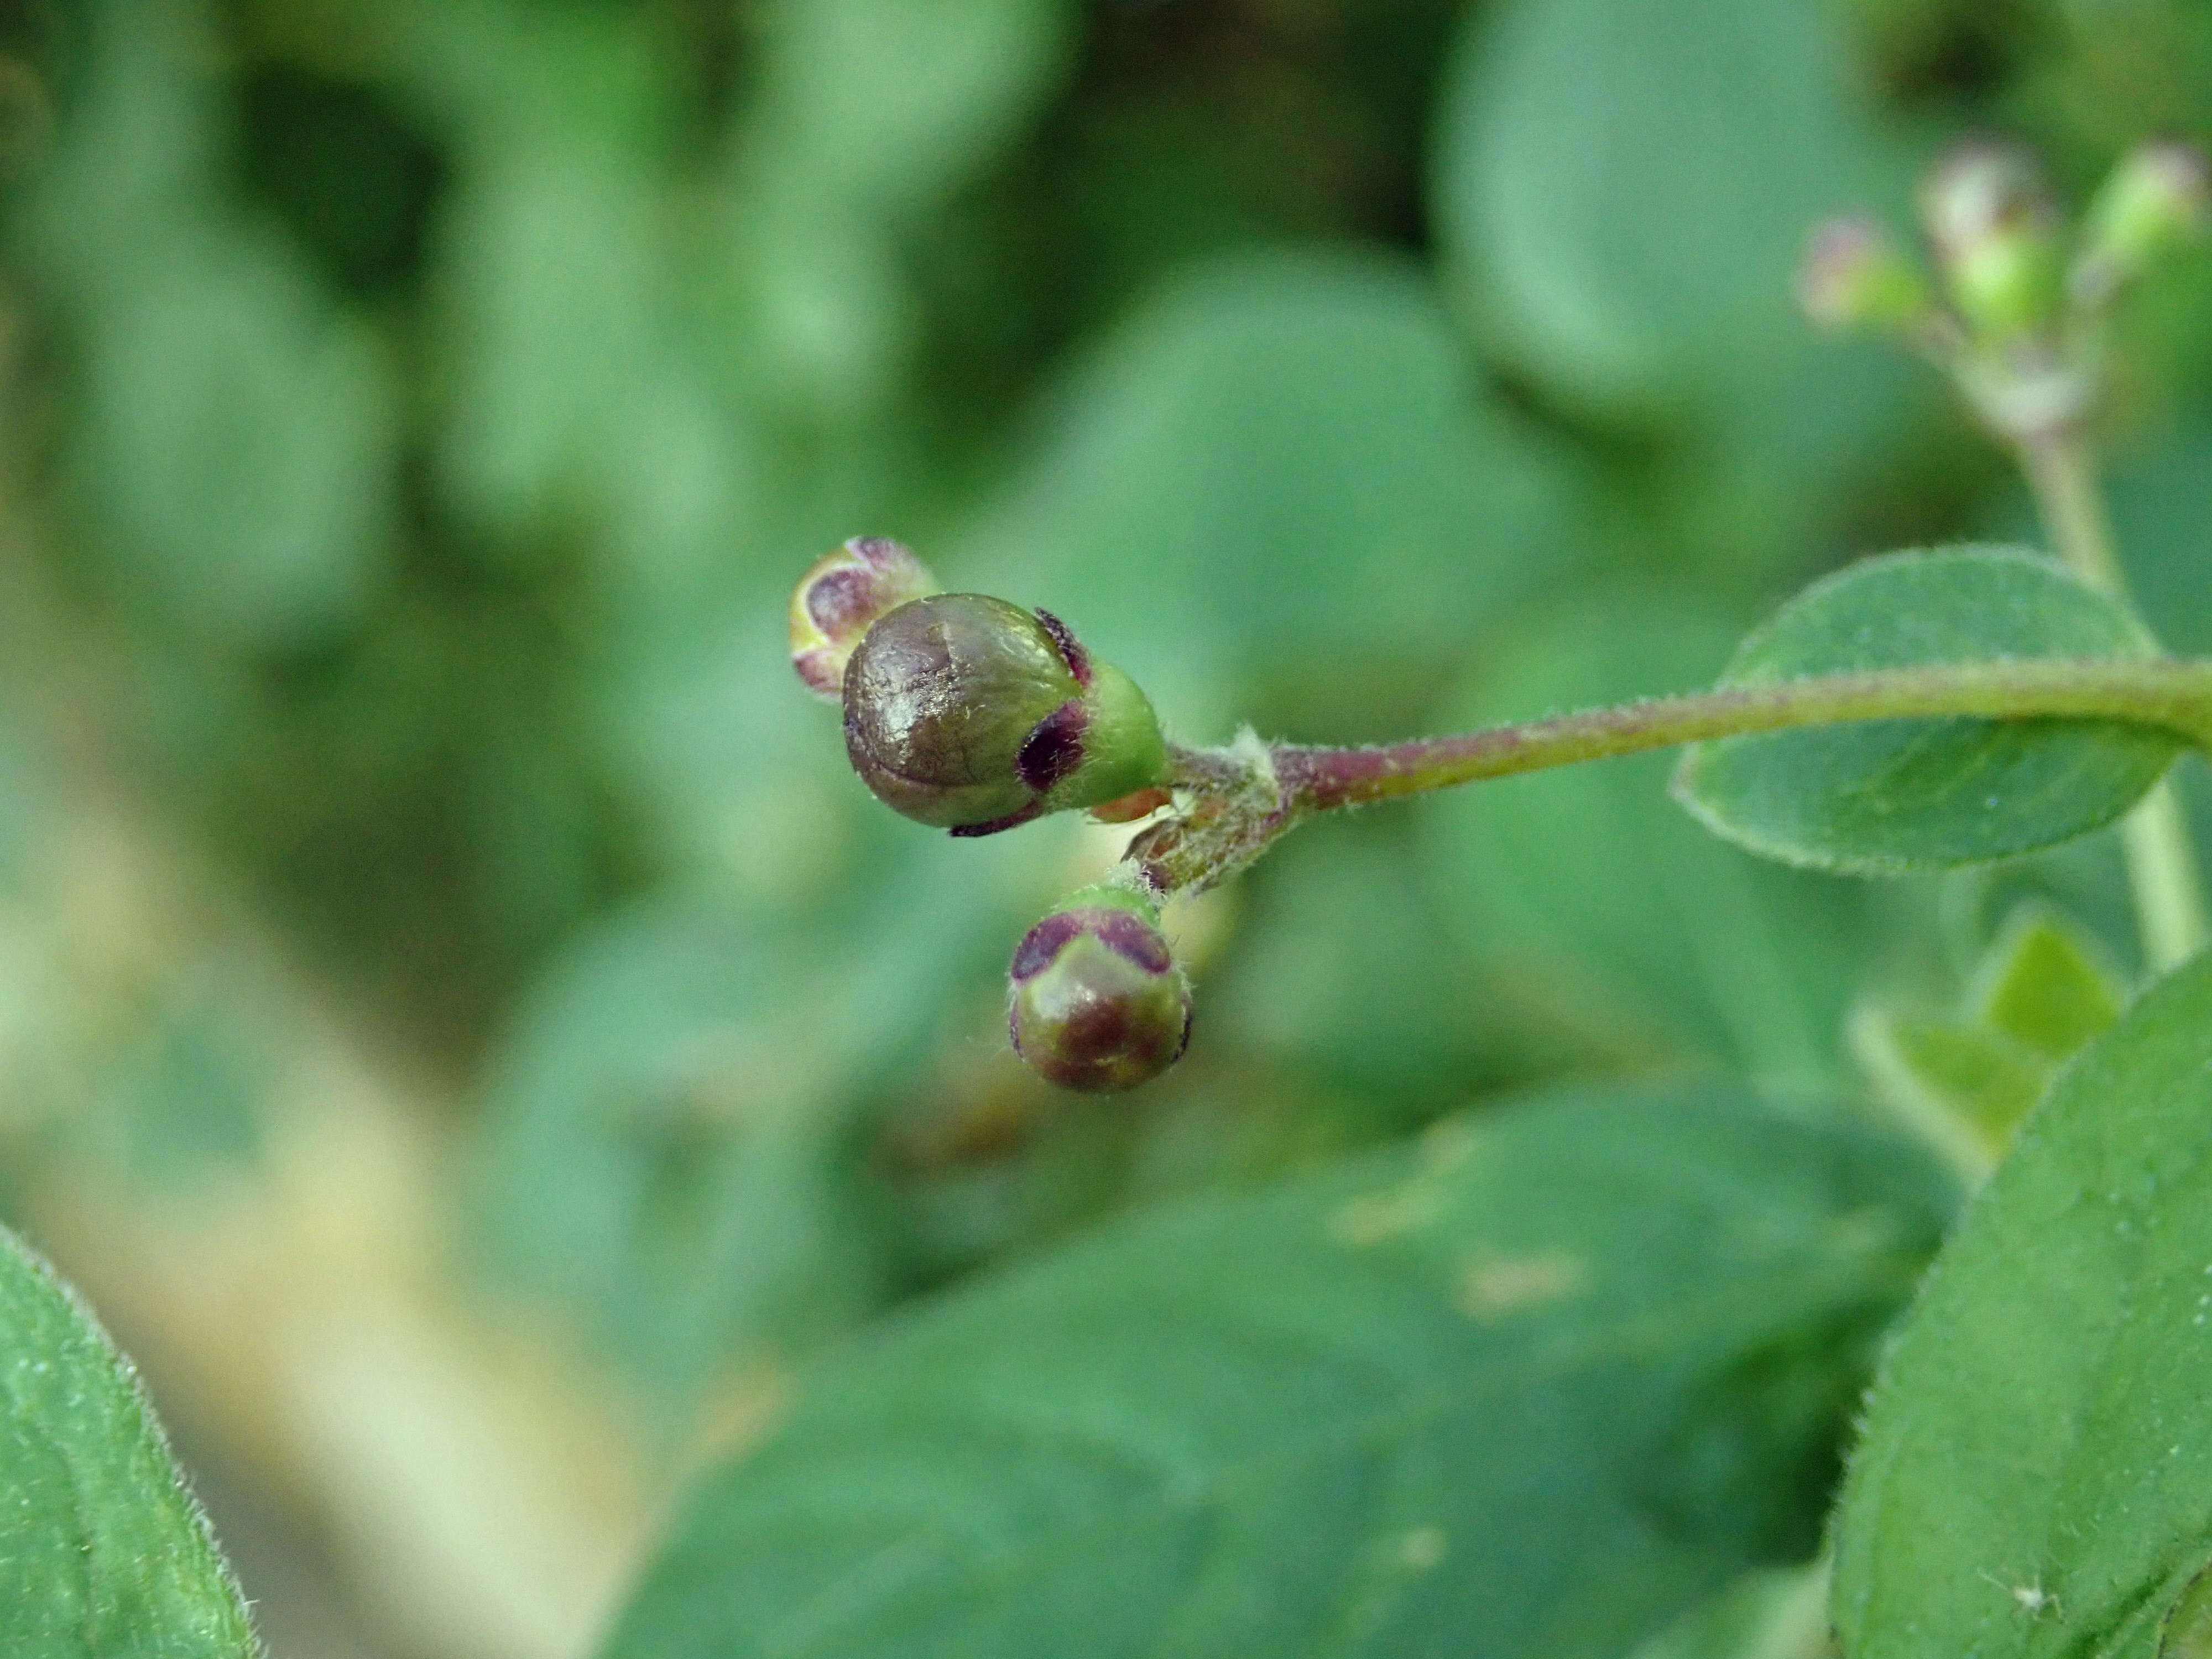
[604,1083,1949,1659]
[1833,952,2212,1658]
[1675,547,2179,872]
[0,1225,256,1657]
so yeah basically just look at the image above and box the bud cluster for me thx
[792,540,1194,1092]
[1796,135,2208,441]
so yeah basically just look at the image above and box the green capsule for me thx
[841,594,1168,836]
[1008,885,1191,1092]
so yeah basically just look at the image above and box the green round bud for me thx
[2075,139,2210,309]
[1918,139,2063,342]
[790,536,939,701]
[842,594,1170,837]
[1796,215,1931,333]
[1008,885,1190,1092]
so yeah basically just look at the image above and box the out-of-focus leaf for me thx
[746,0,1074,214]
[962,249,1575,726]
[1433,0,1920,560]
[470,895,876,1404]
[1423,597,1869,1087]
[1854,904,2127,1180]
[604,1082,1949,1659]
[0,1225,257,1657]
[1211,816,1519,1114]
[1833,952,2212,1658]
[1625,1561,1832,1659]
[32,3,394,646]
[2102,416,2212,658]
[726,0,1074,416]
[470,824,1078,1402]
[1973,906,2126,1060]
[1676,547,2179,873]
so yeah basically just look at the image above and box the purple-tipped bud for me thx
[1797,215,1932,332]
[790,536,939,701]
[841,594,1169,836]
[2075,139,2211,309]
[1008,886,1191,1092]
[1918,138,2063,341]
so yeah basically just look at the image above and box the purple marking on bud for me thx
[1090,910,1173,975]
[1016,698,1088,794]
[947,800,1045,838]
[805,565,881,637]
[1010,912,1087,982]
[793,649,844,699]
[1008,905,1173,985]
[849,535,906,569]
[1032,609,1092,687]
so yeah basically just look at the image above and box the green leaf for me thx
[1431,0,1922,561]
[603,1082,1950,1659]
[1833,951,2212,1659]
[1852,904,2127,1178]
[959,249,1573,727]
[1675,547,2180,872]
[0,1226,256,1657]
[1423,597,1870,1088]
[1625,1561,1832,1659]
[1971,906,2125,1061]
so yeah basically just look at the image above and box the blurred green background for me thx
[1,0,2210,1653]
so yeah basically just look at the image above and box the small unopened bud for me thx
[842,594,1169,836]
[1919,138,2063,341]
[2074,138,2210,309]
[1008,885,1191,1092]
[1796,215,1932,332]
[790,536,939,700]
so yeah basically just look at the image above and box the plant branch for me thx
[2016,430,2209,971]
[1265,658,2212,812]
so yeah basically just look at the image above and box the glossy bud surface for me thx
[842,594,1168,836]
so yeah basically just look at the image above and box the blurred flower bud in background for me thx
[2075,139,2211,310]
[1797,213,1933,334]
[1919,138,2063,342]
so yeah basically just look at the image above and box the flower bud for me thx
[790,536,939,700]
[2074,138,2210,309]
[1796,215,1932,332]
[1918,139,2063,342]
[1008,885,1191,1092]
[842,594,1169,836]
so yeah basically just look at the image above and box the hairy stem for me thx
[1261,658,2212,812]
[2018,431,2209,971]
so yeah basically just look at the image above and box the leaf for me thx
[1422,596,1871,1088]
[958,249,1574,727]
[1625,1561,1833,1659]
[1852,904,2126,1178]
[602,1082,1951,1659]
[1675,547,2181,873]
[1832,951,2212,1659]
[1971,906,2125,1061]
[470,829,1077,1405]
[1431,0,1922,551]
[0,1225,257,1657]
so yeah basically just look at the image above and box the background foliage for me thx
[1,0,2211,1655]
